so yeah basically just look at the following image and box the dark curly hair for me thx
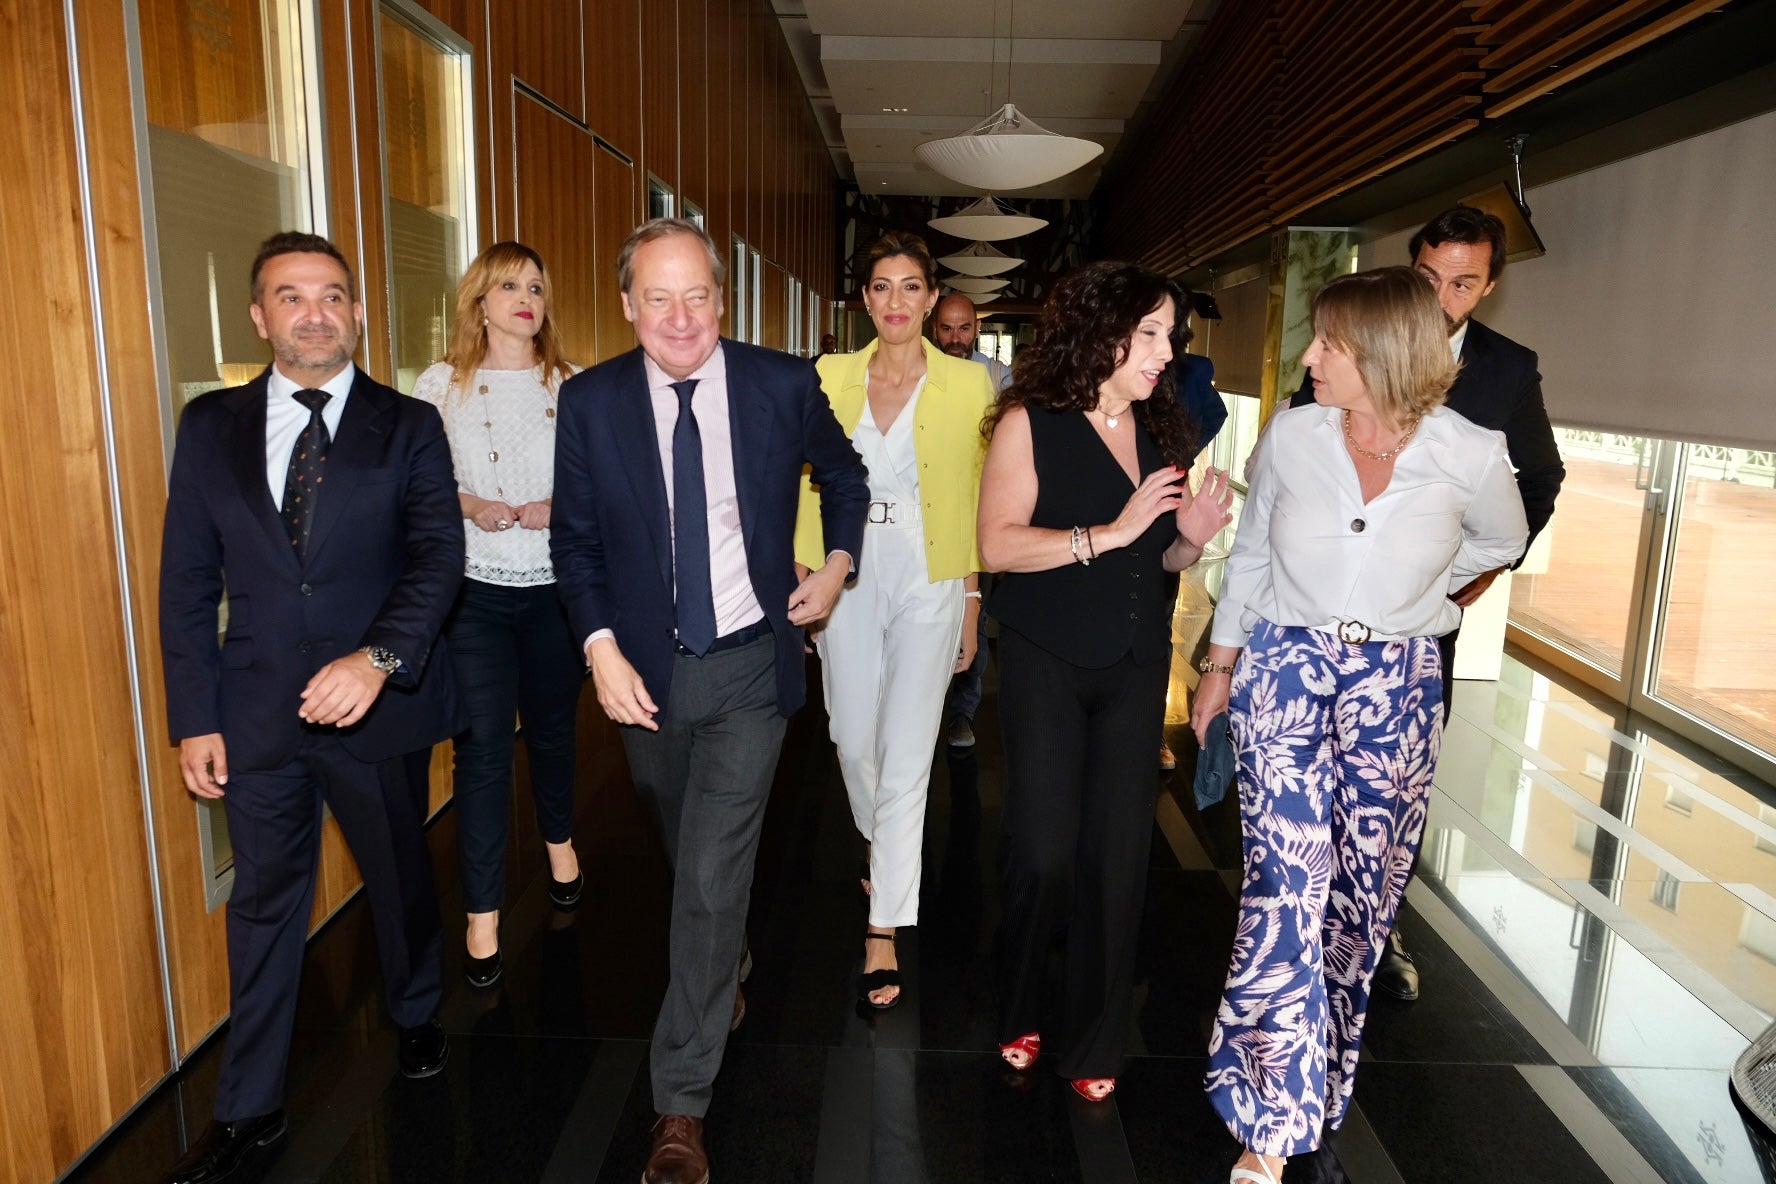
[986,261,1197,467]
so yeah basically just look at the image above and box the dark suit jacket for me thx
[550,340,869,717]
[159,367,465,770]
[1290,316,1564,558]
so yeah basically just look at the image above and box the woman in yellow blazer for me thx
[794,231,994,1011]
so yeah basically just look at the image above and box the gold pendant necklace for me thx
[1344,411,1417,461]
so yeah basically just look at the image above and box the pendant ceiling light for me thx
[928,195,1046,241]
[916,103,1102,192]
[971,292,1002,304]
[944,275,1010,295]
[938,241,1023,277]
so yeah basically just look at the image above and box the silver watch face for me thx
[365,647,398,673]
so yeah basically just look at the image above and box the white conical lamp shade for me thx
[970,292,1002,304]
[944,275,1009,294]
[938,241,1023,277]
[928,195,1046,241]
[915,104,1103,191]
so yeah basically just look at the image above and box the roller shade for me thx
[1367,109,1776,449]
[1203,273,1268,397]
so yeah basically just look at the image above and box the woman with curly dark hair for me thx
[980,260,1232,1101]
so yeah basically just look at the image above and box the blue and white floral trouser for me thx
[1204,619,1444,1157]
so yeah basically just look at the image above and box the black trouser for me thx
[444,578,585,913]
[993,628,1169,1080]
[619,632,786,1117]
[216,735,442,1120]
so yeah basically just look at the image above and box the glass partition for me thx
[139,0,324,905]
[1649,445,1776,758]
[141,0,324,414]
[378,1,474,393]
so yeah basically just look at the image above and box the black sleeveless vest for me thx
[989,407,1180,669]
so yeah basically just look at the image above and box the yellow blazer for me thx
[795,337,993,582]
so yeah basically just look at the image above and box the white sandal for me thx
[1230,1156,1282,1184]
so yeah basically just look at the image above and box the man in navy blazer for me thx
[552,219,866,1184]
[1290,205,1565,1004]
[158,233,462,1184]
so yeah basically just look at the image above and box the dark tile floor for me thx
[67,649,1776,1182]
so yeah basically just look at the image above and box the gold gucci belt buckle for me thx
[1336,620,1373,645]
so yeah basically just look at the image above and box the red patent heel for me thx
[1070,1078,1116,1102]
[998,1031,1041,1071]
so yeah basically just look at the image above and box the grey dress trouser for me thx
[620,634,786,1117]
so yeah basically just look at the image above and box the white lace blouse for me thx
[411,361,577,587]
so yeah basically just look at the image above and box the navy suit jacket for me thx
[1171,352,1226,458]
[159,367,465,770]
[550,340,869,717]
[1290,316,1565,559]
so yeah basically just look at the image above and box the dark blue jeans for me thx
[445,578,585,913]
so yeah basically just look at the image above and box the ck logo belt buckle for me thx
[1336,620,1373,645]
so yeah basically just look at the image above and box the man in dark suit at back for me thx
[158,232,462,1184]
[1290,204,1565,1001]
[551,218,868,1184]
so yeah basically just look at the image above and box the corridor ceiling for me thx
[772,0,1219,199]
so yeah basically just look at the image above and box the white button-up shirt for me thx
[265,363,353,506]
[1211,402,1528,646]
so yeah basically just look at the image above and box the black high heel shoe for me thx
[464,947,503,988]
[549,870,584,910]
[855,932,902,1010]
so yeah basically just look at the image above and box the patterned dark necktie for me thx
[670,379,717,655]
[281,388,332,557]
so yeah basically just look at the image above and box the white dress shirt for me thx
[1211,402,1528,647]
[643,345,765,638]
[1449,320,1470,363]
[265,363,353,505]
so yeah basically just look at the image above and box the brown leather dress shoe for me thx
[644,1114,709,1184]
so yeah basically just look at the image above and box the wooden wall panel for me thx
[587,0,643,158]
[0,6,170,1182]
[515,94,600,366]
[641,0,678,194]
[510,0,585,122]
[707,0,735,333]
[595,144,640,362]
[679,0,709,214]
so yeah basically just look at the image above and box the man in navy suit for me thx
[1290,205,1565,1002]
[552,219,867,1184]
[158,233,462,1184]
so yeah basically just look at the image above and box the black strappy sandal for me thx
[856,932,902,1010]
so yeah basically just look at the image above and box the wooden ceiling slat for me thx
[1475,0,1610,50]
[1483,0,1693,91]
[1486,0,1721,115]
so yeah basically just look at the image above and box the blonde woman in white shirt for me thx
[412,242,583,989]
[1190,267,1526,1184]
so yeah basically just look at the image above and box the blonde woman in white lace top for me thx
[411,242,585,989]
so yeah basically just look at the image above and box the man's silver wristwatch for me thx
[359,646,400,675]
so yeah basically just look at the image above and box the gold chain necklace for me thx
[475,368,556,500]
[1343,411,1417,462]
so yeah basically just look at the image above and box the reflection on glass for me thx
[1652,445,1776,760]
[379,5,471,393]
[142,0,319,410]
[1206,389,1264,490]
[1508,428,1650,676]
